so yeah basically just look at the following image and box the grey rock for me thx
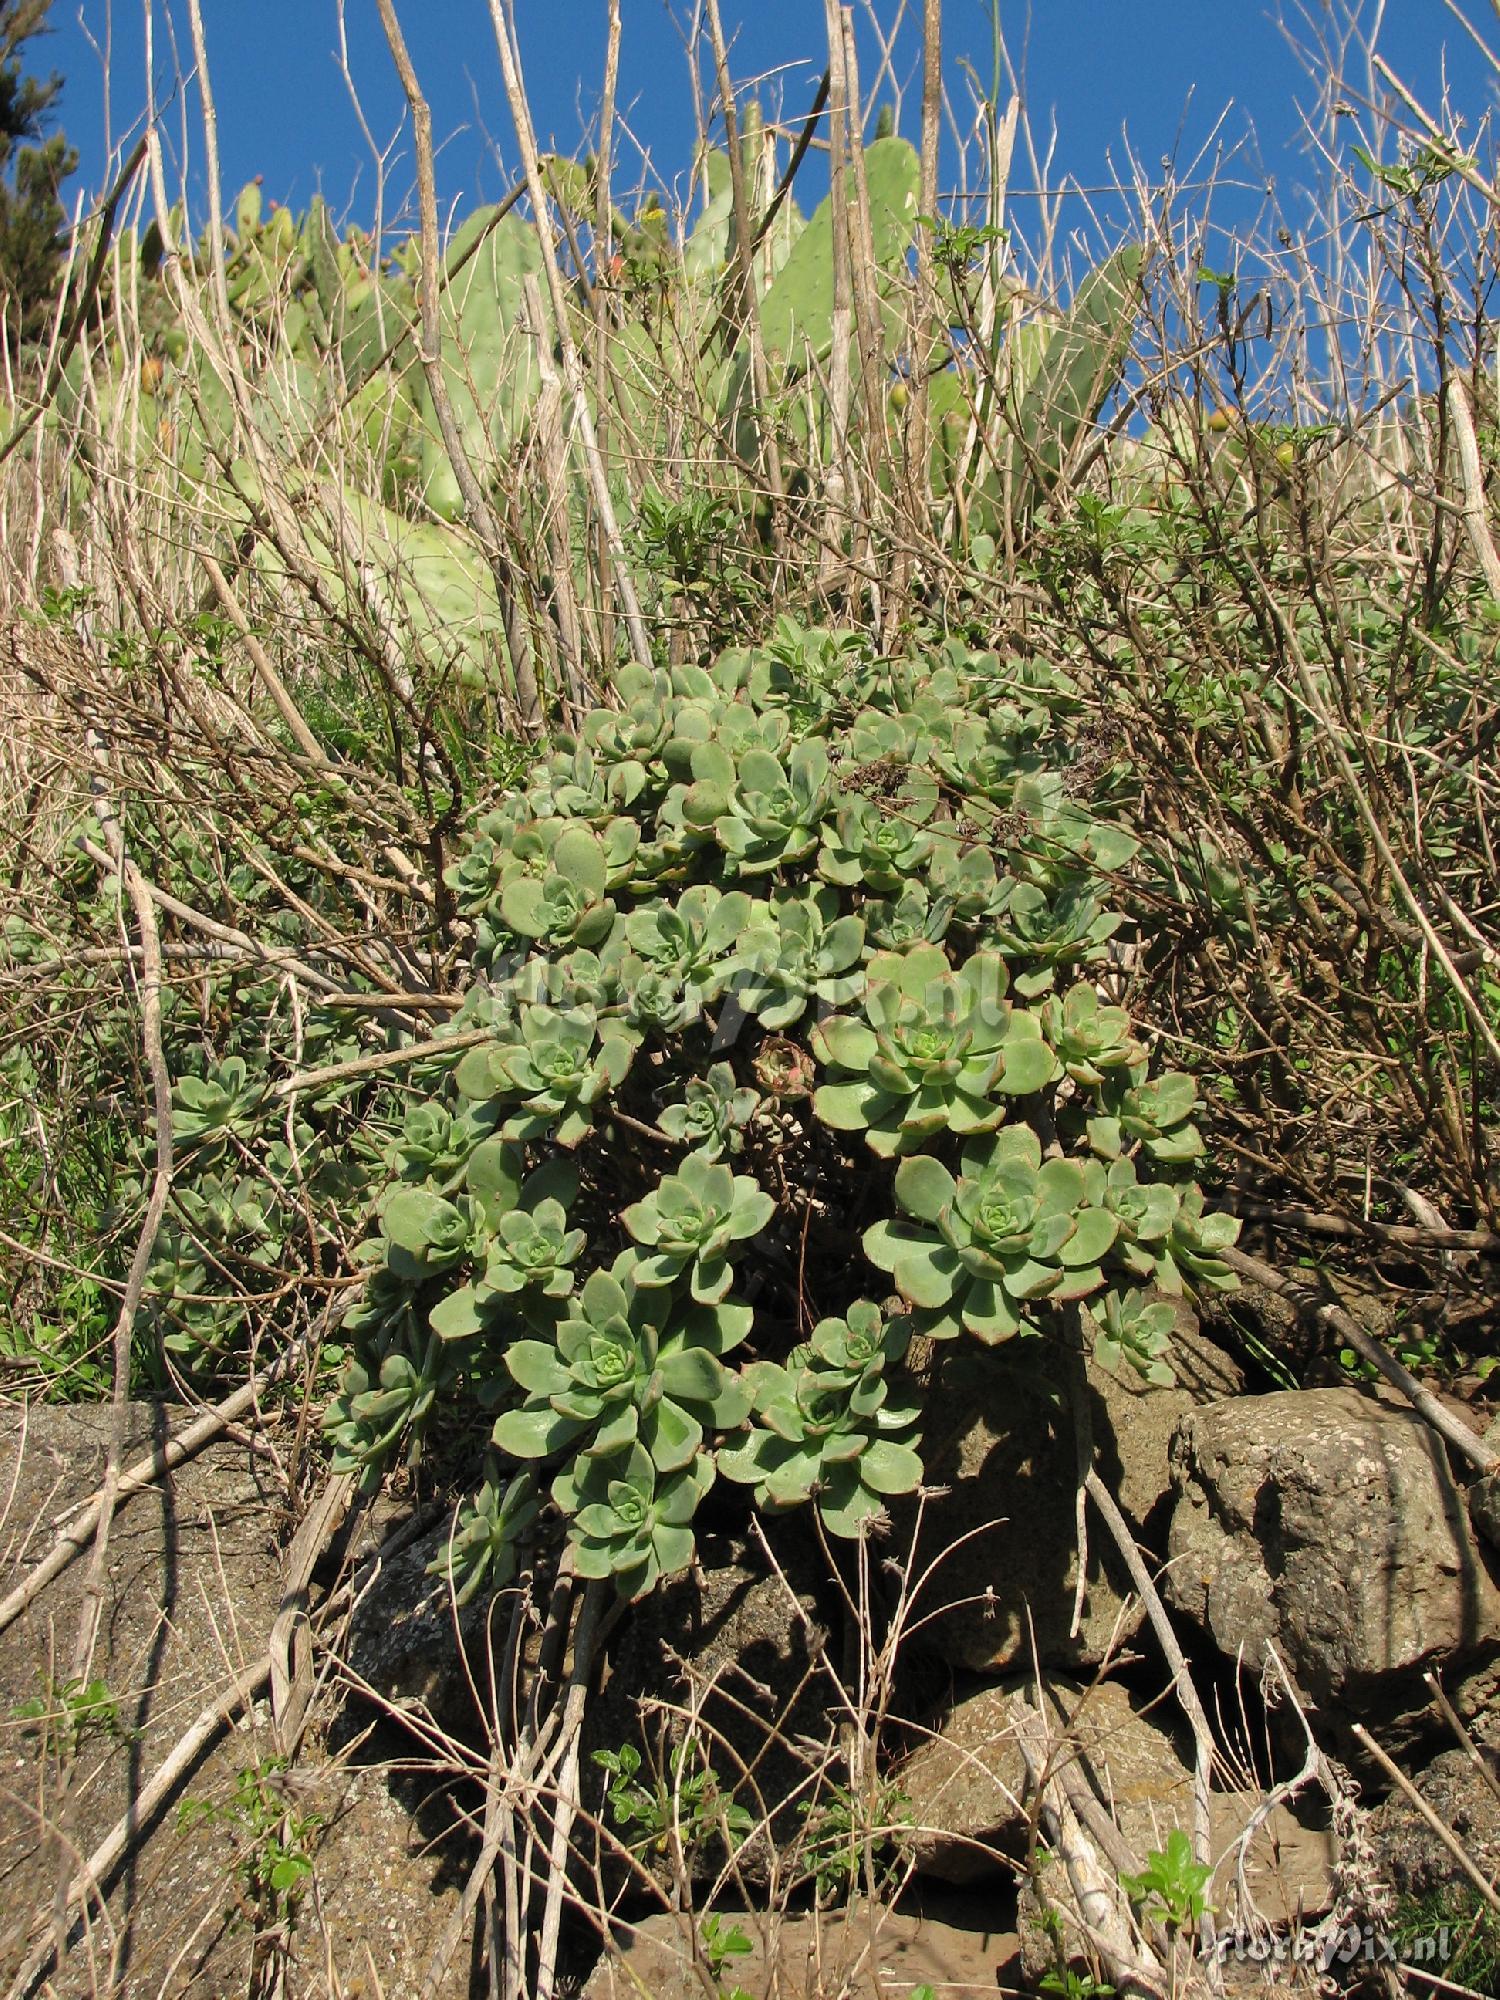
[581,1530,837,1886]
[1469,1471,1500,1555]
[905,1297,1244,1672]
[0,1402,467,1998]
[349,1522,841,1889]
[900,1676,1193,1882]
[901,1670,1334,1916]
[1368,1745,1500,1901]
[343,1518,498,1736]
[580,1890,1022,2000]
[1167,1388,1500,1717]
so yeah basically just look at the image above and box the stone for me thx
[897,1672,1339,2000]
[0,1402,468,1998]
[579,1889,1022,2000]
[904,1298,1244,1672]
[899,1676,1193,1881]
[580,1528,838,1886]
[1469,1471,1500,1555]
[1166,1388,1500,1720]
[1367,1745,1500,1901]
[343,1517,498,1737]
[1015,1786,1335,1993]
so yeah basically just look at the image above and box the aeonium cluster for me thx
[327,624,1238,1603]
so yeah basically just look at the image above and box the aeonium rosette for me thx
[811,944,1058,1156]
[863,1128,1119,1341]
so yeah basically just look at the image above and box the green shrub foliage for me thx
[328,626,1238,1601]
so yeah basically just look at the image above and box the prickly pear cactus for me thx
[1006,244,1144,513]
[756,135,922,365]
[414,210,549,521]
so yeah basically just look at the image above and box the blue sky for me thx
[36,2,1494,253]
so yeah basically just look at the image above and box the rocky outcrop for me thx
[898,1674,1334,1918]
[1367,1745,1500,1899]
[0,1403,468,1999]
[1469,1470,1500,1556]
[10,1356,1492,2000]
[903,1298,1244,1672]
[344,1517,499,1736]
[346,1523,839,1886]
[899,1676,1195,1880]
[579,1531,837,1885]
[579,1892,1023,2000]
[1166,1387,1500,1721]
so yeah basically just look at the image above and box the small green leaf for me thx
[893,1154,957,1224]
[429,1285,484,1340]
[493,1405,581,1459]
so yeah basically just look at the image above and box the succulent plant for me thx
[1088,1069,1205,1165]
[1090,1290,1177,1386]
[621,1154,775,1302]
[717,1302,923,1536]
[812,944,1058,1155]
[1096,1156,1181,1281]
[423,1156,583,1340]
[449,814,638,943]
[500,824,620,951]
[987,878,1123,997]
[731,887,866,1031]
[817,793,937,894]
[390,1100,500,1190]
[580,667,680,772]
[847,709,924,766]
[753,1034,818,1100]
[333,1237,410,1331]
[461,1132,530,1214]
[172,1056,266,1147]
[324,1337,453,1477]
[515,941,628,1015]
[325,611,1230,1608]
[926,837,1013,929]
[622,884,756,1003]
[805,1297,912,1397]
[454,1004,638,1147]
[482,1197,585,1299]
[1155,1186,1241,1294]
[682,738,838,875]
[930,709,1047,817]
[861,880,953,954]
[630,813,715,893]
[1041,982,1146,1087]
[429,1466,543,1604]
[144,1167,283,1361]
[658,1062,760,1159]
[734,645,842,734]
[493,1254,752,1474]
[380,1185,490,1280]
[863,1129,1118,1341]
[1011,777,1140,883]
[616,960,700,1035]
[723,617,880,726]
[545,742,651,821]
[557,1441,717,1598]
[444,816,527,918]
[704,696,793,760]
